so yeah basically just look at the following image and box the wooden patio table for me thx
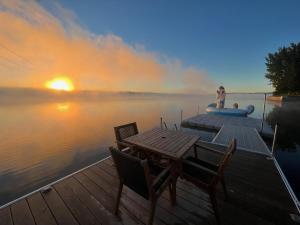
[124,127,200,160]
[124,127,200,204]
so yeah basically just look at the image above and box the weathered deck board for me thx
[42,186,79,225]
[73,173,139,225]
[11,199,35,225]
[0,206,13,225]
[54,179,102,225]
[1,153,298,225]
[181,114,274,138]
[212,125,271,155]
[62,177,119,225]
[27,193,57,225]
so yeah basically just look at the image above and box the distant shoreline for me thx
[267,95,300,102]
[0,86,272,96]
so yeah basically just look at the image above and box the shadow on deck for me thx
[0,151,298,225]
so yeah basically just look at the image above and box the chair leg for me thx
[148,199,157,225]
[172,178,177,205]
[221,178,228,200]
[193,145,198,158]
[168,184,173,204]
[209,192,220,225]
[168,180,177,206]
[114,182,123,215]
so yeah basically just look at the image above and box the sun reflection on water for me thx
[57,103,70,112]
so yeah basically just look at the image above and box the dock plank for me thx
[62,177,121,225]
[74,173,115,212]
[27,192,57,225]
[0,207,13,225]
[54,179,101,225]
[42,187,79,225]
[212,125,271,155]
[11,199,35,225]
[74,173,139,225]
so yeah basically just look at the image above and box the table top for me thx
[124,127,200,160]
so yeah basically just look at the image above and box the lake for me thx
[0,92,299,206]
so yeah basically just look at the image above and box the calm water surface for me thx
[0,93,299,205]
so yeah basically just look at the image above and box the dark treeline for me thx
[265,42,300,96]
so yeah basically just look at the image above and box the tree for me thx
[265,42,300,95]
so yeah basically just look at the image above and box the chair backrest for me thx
[212,138,237,186]
[114,122,138,149]
[109,146,151,199]
[218,138,236,173]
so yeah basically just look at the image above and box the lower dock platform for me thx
[212,125,271,155]
[181,114,274,138]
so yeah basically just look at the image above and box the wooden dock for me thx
[0,152,298,225]
[212,125,271,155]
[181,114,274,138]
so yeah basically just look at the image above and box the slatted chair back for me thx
[114,122,138,150]
[109,147,151,199]
[211,138,236,187]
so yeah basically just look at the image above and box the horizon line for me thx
[0,86,272,95]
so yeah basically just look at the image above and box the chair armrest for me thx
[119,146,131,152]
[194,142,226,155]
[151,163,176,196]
[152,165,173,187]
[116,141,140,155]
[116,141,134,149]
[183,159,218,176]
[183,155,220,168]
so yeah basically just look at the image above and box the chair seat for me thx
[148,161,163,175]
[195,141,228,152]
[184,156,219,171]
[148,161,171,192]
[182,160,215,185]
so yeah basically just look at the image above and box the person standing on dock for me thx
[216,86,226,108]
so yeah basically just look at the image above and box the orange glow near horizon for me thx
[45,77,74,91]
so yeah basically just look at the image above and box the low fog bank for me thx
[0,87,209,105]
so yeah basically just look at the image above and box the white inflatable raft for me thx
[206,103,255,117]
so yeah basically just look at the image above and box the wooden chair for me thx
[181,138,237,224]
[110,146,176,225]
[114,122,166,164]
[185,140,238,198]
[184,141,235,200]
[114,122,138,152]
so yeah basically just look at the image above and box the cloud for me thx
[0,0,215,93]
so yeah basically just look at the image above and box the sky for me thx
[0,0,300,93]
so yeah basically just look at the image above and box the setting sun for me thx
[45,77,74,91]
